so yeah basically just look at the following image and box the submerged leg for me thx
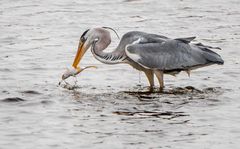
[154,70,164,92]
[144,70,154,92]
[185,69,191,77]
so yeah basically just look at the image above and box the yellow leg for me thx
[144,70,154,92]
[154,70,164,92]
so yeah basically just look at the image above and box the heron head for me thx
[72,27,119,68]
[72,28,92,68]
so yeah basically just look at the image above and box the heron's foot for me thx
[148,86,154,93]
[158,86,164,93]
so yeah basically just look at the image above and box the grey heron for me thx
[72,27,224,92]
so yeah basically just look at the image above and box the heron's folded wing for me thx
[125,39,207,70]
[175,36,196,44]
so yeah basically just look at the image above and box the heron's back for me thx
[125,38,224,72]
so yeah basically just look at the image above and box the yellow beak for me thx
[72,40,85,68]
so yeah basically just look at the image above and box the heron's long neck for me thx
[91,40,125,64]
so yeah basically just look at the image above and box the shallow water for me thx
[1,0,240,148]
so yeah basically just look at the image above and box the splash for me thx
[59,66,97,88]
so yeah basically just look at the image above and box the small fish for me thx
[59,66,97,85]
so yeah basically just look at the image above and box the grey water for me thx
[1,0,240,148]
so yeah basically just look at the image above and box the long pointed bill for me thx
[72,40,86,68]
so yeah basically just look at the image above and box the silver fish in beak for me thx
[59,66,97,85]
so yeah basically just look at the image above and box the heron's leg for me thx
[154,70,164,92]
[144,70,154,92]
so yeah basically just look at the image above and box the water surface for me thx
[1,0,240,148]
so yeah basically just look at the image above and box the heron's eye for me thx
[80,36,86,42]
[80,29,90,42]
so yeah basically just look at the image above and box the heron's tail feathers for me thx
[196,43,224,65]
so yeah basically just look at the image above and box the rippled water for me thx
[1,0,240,148]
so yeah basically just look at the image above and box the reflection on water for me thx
[1,0,240,148]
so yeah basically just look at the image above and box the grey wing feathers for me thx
[126,39,223,70]
[175,36,196,44]
[192,43,224,64]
